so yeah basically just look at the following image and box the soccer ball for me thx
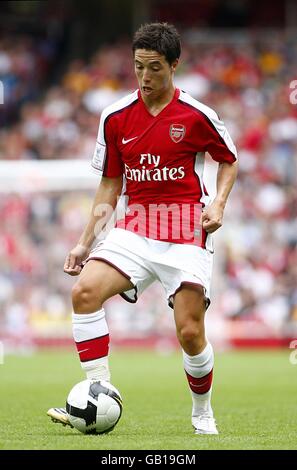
[66,379,122,434]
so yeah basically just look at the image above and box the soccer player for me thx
[47,22,238,434]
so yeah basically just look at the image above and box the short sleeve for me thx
[91,113,123,177]
[202,112,237,164]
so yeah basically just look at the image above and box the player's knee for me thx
[72,281,99,312]
[177,321,204,345]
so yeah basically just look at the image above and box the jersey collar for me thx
[137,88,180,118]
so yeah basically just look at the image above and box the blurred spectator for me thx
[0,33,60,126]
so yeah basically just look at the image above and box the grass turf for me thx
[0,348,296,450]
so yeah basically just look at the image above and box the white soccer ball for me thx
[66,379,122,434]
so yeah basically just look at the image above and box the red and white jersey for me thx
[92,88,237,247]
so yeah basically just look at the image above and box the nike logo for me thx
[78,348,89,354]
[122,136,138,144]
[189,381,209,388]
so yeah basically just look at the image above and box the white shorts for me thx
[87,228,213,309]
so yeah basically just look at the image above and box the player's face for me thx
[134,49,178,100]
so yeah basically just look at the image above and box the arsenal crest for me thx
[169,124,186,143]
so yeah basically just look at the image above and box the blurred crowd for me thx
[1,31,297,344]
[0,33,60,127]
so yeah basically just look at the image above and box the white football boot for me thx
[47,407,73,428]
[192,412,219,435]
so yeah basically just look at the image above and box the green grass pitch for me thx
[0,348,296,450]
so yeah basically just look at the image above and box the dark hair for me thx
[132,22,181,65]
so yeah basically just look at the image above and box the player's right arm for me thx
[64,105,123,276]
[64,175,123,276]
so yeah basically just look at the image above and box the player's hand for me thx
[201,201,224,233]
[64,244,90,276]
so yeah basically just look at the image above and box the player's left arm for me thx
[202,160,238,233]
[201,110,238,233]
